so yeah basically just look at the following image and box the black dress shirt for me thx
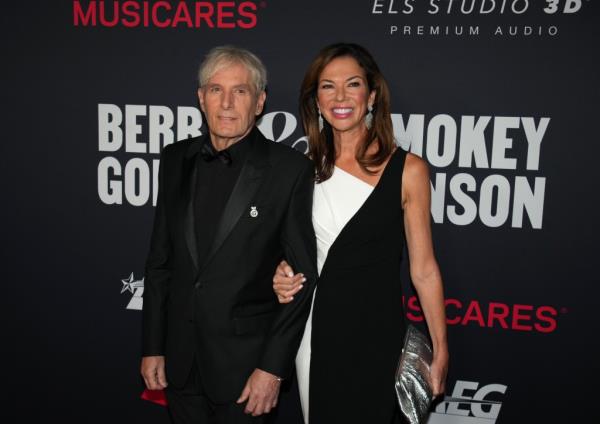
[194,128,255,268]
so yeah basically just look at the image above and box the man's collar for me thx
[186,126,258,161]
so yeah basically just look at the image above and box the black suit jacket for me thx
[141,128,317,403]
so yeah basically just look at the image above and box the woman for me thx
[273,43,449,424]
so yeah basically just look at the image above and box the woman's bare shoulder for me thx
[403,151,429,182]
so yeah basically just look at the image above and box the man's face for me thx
[198,62,266,146]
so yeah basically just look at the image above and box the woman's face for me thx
[316,56,375,134]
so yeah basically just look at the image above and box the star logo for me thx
[121,272,145,294]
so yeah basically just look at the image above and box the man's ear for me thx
[255,90,266,115]
[197,88,206,113]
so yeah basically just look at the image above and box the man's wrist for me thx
[256,367,284,382]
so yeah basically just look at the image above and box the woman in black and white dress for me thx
[273,43,449,424]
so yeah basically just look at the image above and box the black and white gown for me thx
[296,148,408,424]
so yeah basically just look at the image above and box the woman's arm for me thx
[402,152,449,396]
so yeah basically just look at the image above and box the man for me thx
[140,46,317,423]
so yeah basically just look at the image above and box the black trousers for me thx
[165,359,267,424]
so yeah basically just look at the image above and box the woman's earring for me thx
[365,104,374,130]
[318,106,324,132]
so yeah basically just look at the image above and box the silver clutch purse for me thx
[395,325,434,424]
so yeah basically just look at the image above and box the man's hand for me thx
[236,368,282,416]
[273,260,305,304]
[141,355,168,390]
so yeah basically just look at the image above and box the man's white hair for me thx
[198,45,267,94]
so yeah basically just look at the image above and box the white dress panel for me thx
[295,167,374,423]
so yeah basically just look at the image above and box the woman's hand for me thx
[272,260,305,303]
[430,348,449,397]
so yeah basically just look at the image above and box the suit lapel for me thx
[200,133,270,272]
[182,136,205,274]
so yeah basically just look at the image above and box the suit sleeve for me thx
[141,147,172,356]
[258,159,318,378]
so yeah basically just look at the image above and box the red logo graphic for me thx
[73,1,259,29]
[403,296,558,333]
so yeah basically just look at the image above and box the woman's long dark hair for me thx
[299,43,395,183]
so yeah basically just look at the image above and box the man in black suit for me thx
[140,46,317,423]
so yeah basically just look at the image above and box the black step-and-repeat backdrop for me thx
[3,1,599,423]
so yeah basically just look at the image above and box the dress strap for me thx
[382,146,408,188]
